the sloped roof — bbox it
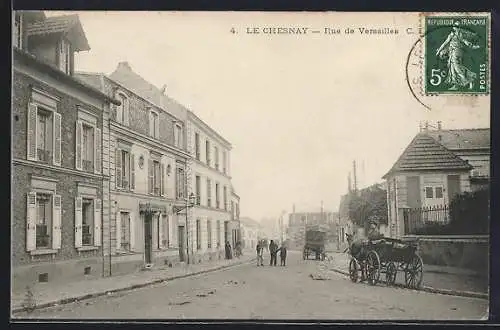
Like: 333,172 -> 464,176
382,133 -> 472,178
109,62 -> 187,121
109,62 -> 231,146
425,128 -> 490,150
26,14 -> 90,51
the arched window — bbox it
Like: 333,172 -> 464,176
115,92 -> 129,125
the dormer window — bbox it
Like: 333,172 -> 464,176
115,92 -> 129,125
58,39 -> 71,74
13,13 -> 22,49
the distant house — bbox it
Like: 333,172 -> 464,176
382,125 -> 490,237
239,217 -> 260,249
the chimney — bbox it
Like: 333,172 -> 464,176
348,172 -> 352,193
419,121 -> 422,132
437,121 -> 442,130
160,84 -> 167,95
117,61 -> 132,71
424,121 -> 429,132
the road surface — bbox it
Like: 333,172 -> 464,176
14,251 -> 488,320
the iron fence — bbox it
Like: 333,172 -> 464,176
403,205 -> 450,235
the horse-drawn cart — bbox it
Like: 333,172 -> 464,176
347,236 -> 423,289
303,225 -> 327,261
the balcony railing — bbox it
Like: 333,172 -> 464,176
82,224 -> 93,245
37,149 -> 51,163
83,160 -> 93,172
153,187 -> 160,196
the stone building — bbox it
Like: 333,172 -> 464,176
187,111 -> 233,262
12,11 -> 119,291
76,61 -> 190,274
229,186 -> 241,249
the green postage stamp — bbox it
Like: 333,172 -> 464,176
423,14 -> 490,95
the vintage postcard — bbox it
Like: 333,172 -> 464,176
11,11 -> 490,321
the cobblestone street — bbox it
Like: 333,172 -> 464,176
15,251 -> 488,320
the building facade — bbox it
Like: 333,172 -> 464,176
382,125 -> 490,237
186,111 -> 233,262
76,62 -> 191,274
229,187 -> 241,249
239,217 -> 260,250
12,12 -> 119,290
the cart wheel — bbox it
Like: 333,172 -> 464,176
385,262 -> 397,286
366,251 -> 381,285
349,258 -> 359,283
405,254 -> 424,289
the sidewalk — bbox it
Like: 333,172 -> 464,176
325,252 -> 488,299
11,254 -> 255,314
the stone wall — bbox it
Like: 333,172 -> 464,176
404,235 -> 489,275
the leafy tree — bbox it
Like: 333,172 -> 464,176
347,183 -> 388,231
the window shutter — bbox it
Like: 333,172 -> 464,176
26,192 -> 37,251
115,149 -> 122,189
161,163 -> 165,196
94,198 -> 102,246
148,159 -> 154,194
27,103 -> 38,161
94,127 -> 102,174
53,112 -> 62,166
52,194 -> 62,250
158,214 -> 164,249
75,121 -> 83,170
130,153 -> 135,191
115,210 -> 121,251
74,197 -> 83,248
129,212 -> 135,252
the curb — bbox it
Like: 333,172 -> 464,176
12,257 -> 256,315
328,267 -> 488,300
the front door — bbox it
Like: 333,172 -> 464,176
178,225 -> 185,262
144,213 -> 153,264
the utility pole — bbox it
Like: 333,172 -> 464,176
353,160 -> 358,192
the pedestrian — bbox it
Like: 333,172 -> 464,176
279,242 -> 287,266
269,240 -> 278,266
256,242 -> 264,266
225,241 -> 232,260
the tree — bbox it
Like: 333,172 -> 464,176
348,183 -> 388,231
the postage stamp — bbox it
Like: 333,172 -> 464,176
423,14 -> 490,95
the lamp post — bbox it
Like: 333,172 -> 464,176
175,192 -> 195,264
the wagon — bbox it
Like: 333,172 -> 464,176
303,226 -> 327,261
347,236 -> 423,289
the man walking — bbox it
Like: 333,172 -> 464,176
269,240 -> 278,266
279,242 -> 287,266
256,242 -> 264,266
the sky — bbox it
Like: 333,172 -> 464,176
45,11 -> 490,221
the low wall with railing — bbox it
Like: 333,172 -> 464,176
403,235 -> 489,275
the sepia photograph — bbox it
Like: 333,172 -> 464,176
11,11 -> 490,320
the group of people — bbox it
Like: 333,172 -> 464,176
224,240 -> 243,260
256,240 -> 287,267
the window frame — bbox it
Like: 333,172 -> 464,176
215,183 -> 220,209
174,123 -> 183,148
196,219 -> 201,250
205,140 -> 210,166
35,192 -> 53,250
195,132 -> 200,160
149,109 -> 159,139
115,92 -> 129,125
195,175 -> 201,205
81,198 -> 95,246
207,220 -> 212,249
120,211 -> 131,252
425,186 -> 434,199
207,179 -> 212,207
176,167 -> 186,200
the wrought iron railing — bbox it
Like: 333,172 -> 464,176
403,205 -> 450,235
83,160 -> 93,172
37,149 -> 51,163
